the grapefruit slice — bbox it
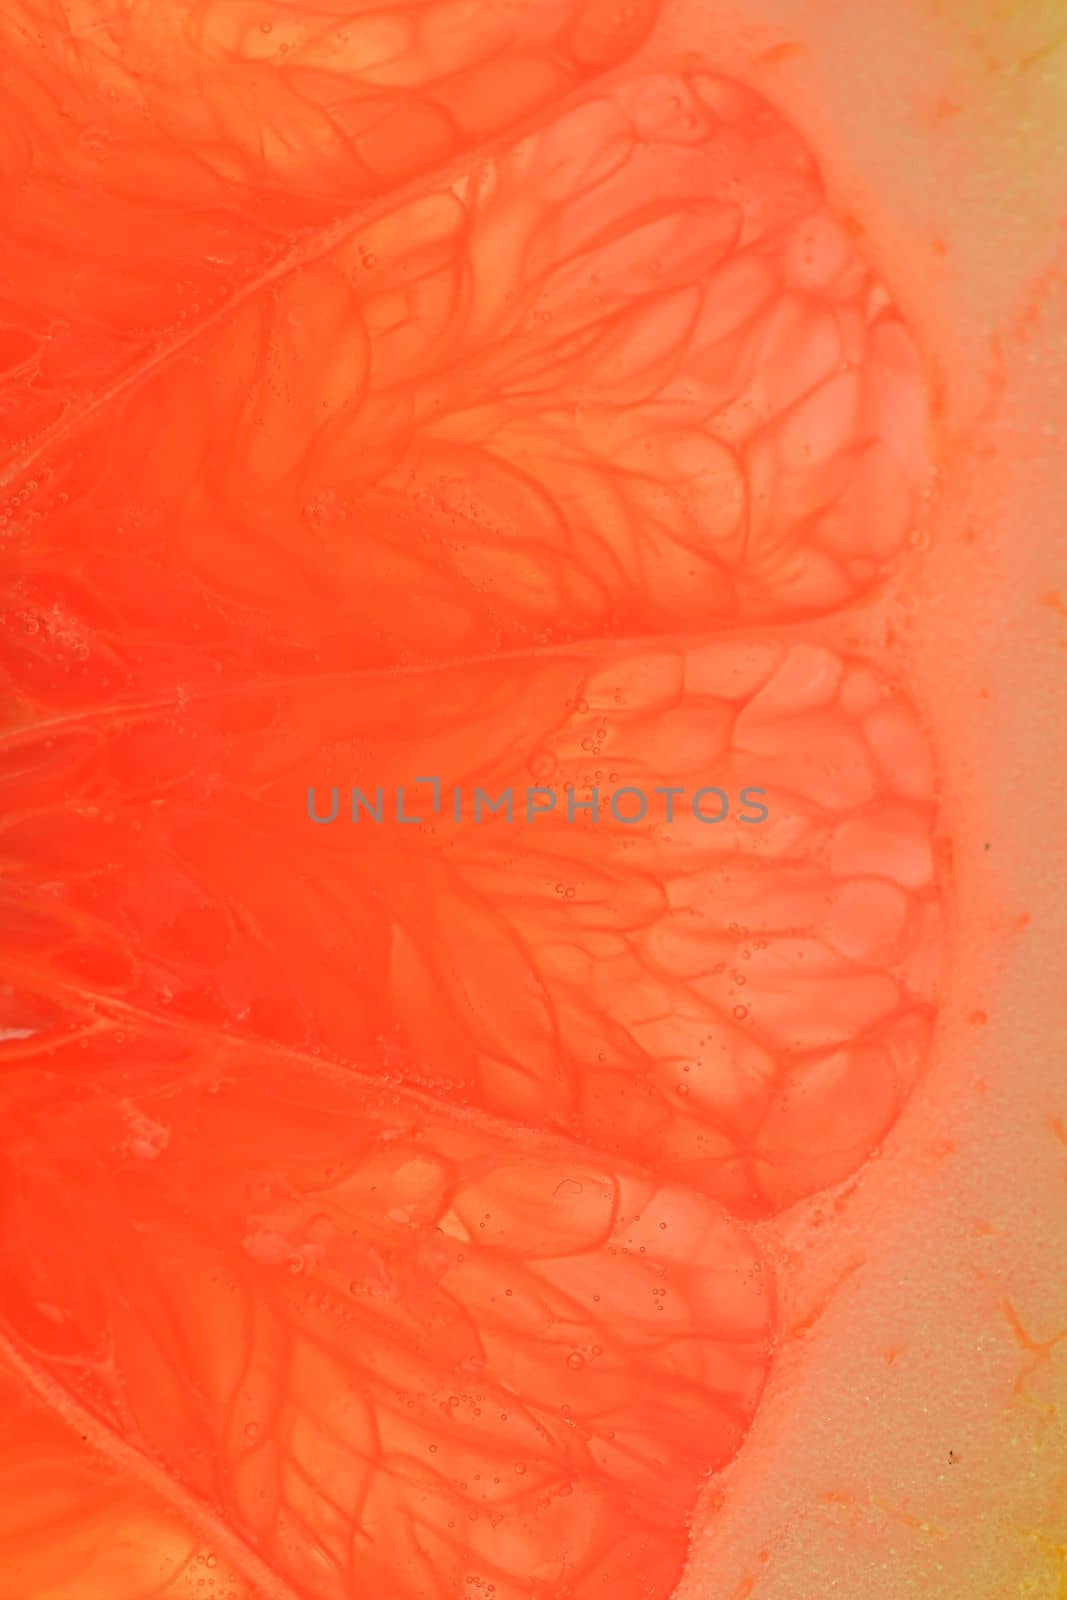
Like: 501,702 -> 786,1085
2,637 -> 942,1216
0,1 -> 1001,1597
1,1027 -> 774,1598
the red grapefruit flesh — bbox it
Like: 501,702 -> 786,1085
0,6 -> 950,1598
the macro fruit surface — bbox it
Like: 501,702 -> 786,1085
1,2 -> 1064,1598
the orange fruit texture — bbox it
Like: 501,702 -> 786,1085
0,2 -> 1063,1599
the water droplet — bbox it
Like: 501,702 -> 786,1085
566,1351 -> 585,1371
528,746 -> 557,780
